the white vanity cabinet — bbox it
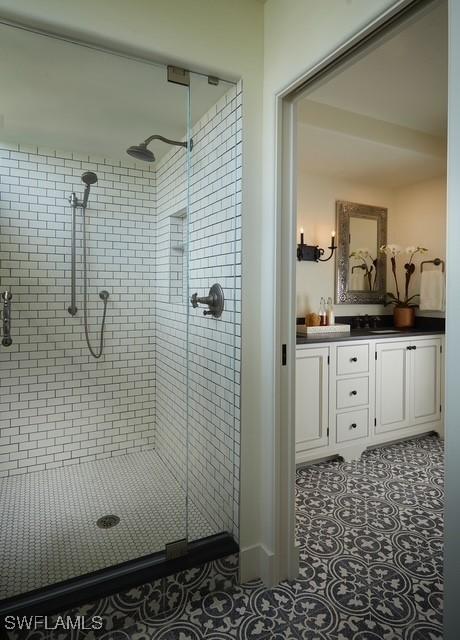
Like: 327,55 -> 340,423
375,341 -> 412,433
375,338 -> 442,435
295,347 -> 330,456
296,334 -> 443,464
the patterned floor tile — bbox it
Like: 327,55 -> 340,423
3,435 -> 443,640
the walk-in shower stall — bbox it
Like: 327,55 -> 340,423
0,22 -> 241,612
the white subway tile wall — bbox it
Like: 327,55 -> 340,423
0,81 -> 241,540
155,82 -> 241,539
0,146 -> 157,476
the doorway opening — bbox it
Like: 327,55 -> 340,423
279,0 -> 447,636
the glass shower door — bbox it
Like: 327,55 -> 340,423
0,23 -> 194,603
185,73 -> 241,546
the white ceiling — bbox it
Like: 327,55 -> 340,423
298,0 -> 448,188
0,23 -> 231,163
297,122 -> 446,189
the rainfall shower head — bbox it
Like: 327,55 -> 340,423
127,134 -> 189,163
82,171 -> 98,186
127,143 -> 155,163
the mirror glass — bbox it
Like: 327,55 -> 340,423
348,217 -> 378,291
335,200 -> 387,304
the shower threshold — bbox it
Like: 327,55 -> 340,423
0,449 -> 237,615
0,532 -> 238,618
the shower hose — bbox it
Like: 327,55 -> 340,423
82,207 -> 108,359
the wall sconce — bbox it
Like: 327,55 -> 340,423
297,228 -> 337,262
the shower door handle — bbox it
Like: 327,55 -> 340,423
190,283 -> 224,319
1,290 -> 13,347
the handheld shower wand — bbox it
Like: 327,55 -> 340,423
68,172 -> 109,359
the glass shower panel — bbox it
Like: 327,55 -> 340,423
186,74 -> 241,545
0,23 -> 191,603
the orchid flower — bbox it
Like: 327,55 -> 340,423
381,243 -> 431,307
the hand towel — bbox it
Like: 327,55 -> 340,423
419,269 -> 445,311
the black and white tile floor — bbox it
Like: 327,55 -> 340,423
5,435 -> 443,639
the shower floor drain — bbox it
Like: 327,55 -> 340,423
97,515 -> 120,529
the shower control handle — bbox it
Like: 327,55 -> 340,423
190,283 -> 224,319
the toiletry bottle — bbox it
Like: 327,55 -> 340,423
319,298 -> 327,326
327,297 -> 334,326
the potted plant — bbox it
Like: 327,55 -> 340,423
380,244 -> 428,328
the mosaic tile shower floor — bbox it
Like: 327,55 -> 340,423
0,450 -> 214,600
4,435 -> 443,639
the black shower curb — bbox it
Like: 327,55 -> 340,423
0,532 -> 238,619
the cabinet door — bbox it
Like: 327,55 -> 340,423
411,339 -> 442,425
375,342 -> 411,433
296,347 -> 329,451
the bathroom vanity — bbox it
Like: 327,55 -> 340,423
295,330 -> 444,464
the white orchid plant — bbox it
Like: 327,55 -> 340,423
349,248 -> 378,291
380,245 -> 428,307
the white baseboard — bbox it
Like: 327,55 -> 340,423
239,542 -> 300,586
288,540 -> 301,581
239,543 -> 274,585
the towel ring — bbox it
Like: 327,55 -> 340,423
421,258 -> 445,273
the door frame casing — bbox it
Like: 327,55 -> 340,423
273,0 -> 438,583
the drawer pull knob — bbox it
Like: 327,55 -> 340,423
351,423 -> 357,429
350,390 -> 357,396
350,357 -> 358,362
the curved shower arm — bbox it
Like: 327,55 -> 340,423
143,134 -> 188,149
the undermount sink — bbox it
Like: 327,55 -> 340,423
369,329 -> 402,333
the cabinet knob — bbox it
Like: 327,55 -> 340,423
350,423 -> 357,429
350,390 -> 357,396
350,357 -> 358,362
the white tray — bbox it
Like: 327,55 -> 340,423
297,324 -> 351,335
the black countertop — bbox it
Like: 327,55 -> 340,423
296,327 -> 445,345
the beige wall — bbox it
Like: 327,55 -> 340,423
296,173 -> 393,318
296,173 -> 446,319
390,176 -> 446,315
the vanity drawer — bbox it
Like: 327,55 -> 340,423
336,377 -> 369,409
336,344 -> 369,376
336,409 -> 369,443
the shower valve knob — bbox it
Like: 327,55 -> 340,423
190,283 -> 224,319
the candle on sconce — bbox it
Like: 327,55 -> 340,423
331,230 -> 336,248
300,227 -> 304,245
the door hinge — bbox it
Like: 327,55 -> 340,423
375,351 -> 377,360
282,344 -> 287,366
440,345 -> 443,354
374,417 -> 377,426
440,404 -> 442,413
327,355 -> 330,365
327,427 -> 330,437
165,538 -> 188,560
167,65 -> 190,86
